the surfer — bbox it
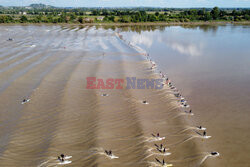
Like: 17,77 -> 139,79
155,144 -> 163,149
174,93 -> 181,98
102,93 -> 108,96
7,38 -> 13,41
22,98 -> 31,104
203,131 -> 206,136
155,158 -> 166,166
211,152 -> 219,156
142,100 -> 148,104
157,147 -> 166,153
58,154 -> 65,162
152,133 -> 160,138
189,110 -> 192,113
105,150 -> 112,156
58,156 -> 64,162
182,103 -> 188,107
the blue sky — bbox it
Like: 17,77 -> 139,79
0,0 -> 250,7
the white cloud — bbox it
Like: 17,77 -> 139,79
131,34 -> 153,48
168,42 -> 203,57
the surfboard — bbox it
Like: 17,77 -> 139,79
109,155 -> 119,159
65,156 -> 72,160
156,137 -> 165,141
163,152 -> 171,156
58,160 -> 72,165
197,127 -> 206,130
204,136 -> 211,139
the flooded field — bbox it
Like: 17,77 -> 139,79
0,24 -> 248,167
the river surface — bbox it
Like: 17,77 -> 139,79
121,24 -> 250,167
0,25 -> 249,167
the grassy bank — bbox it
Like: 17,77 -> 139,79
1,20 -> 250,26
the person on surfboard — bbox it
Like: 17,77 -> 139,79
105,150 -> 112,156
58,154 -> 65,162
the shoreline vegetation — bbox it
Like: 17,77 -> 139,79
0,4 -> 250,24
1,21 -> 250,27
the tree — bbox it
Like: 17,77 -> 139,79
78,16 -> 83,23
20,15 -> 28,23
92,10 -> 100,16
148,14 -> 157,22
102,10 -> 109,16
109,16 -> 115,22
120,15 -> 130,23
159,14 -> 166,21
204,12 -> 212,21
211,7 -> 220,20
198,8 -> 206,16
33,15 -> 42,23
0,16 -> 6,23
70,13 -> 76,21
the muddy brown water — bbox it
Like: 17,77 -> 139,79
120,24 -> 250,167
0,25 -> 245,167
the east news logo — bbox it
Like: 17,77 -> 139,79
86,77 -> 164,89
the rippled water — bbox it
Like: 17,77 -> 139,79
0,25 -> 240,167
120,24 -> 250,167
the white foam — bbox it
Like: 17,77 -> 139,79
65,156 -> 72,160
146,137 -> 166,142
197,127 -> 206,131
108,155 -> 119,159
161,152 -> 171,156
58,160 -> 72,165
180,104 -> 190,108
184,112 -> 194,116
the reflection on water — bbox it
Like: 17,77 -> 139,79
121,24 -> 250,167
0,24 -> 248,167
0,25 -> 217,167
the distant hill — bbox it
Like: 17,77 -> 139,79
29,3 -> 55,9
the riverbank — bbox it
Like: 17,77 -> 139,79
1,20 -> 250,26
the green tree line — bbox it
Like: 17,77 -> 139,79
0,7 -> 250,23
